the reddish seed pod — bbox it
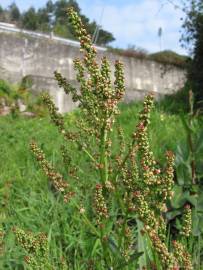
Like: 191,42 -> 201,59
95,183 -> 102,190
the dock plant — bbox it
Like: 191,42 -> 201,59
14,7 -> 193,270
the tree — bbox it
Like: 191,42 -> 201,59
53,0 -> 80,38
46,0 -> 55,13
1,0 -> 115,46
55,0 -> 80,24
53,0 -> 115,45
21,7 -> 39,30
0,5 -> 4,21
8,2 -> 21,22
0,5 -> 9,22
87,20 -> 115,46
181,0 -> 203,109
36,7 -> 52,32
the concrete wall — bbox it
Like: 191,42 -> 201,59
0,31 -> 186,112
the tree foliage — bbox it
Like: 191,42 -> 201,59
21,7 -> 39,31
8,2 -> 20,22
0,5 -> 3,20
181,0 -> 203,109
0,0 -> 115,46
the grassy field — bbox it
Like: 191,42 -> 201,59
1,101 -> 202,269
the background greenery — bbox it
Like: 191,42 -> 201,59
0,85 -> 202,268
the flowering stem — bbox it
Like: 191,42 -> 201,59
72,199 -> 100,237
80,144 -> 96,163
100,227 -> 111,268
100,126 -> 108,184
113,138 -> 136,181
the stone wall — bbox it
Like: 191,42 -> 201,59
0,31 -> 186,112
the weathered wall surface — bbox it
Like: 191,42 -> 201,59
0,31 -> 186,112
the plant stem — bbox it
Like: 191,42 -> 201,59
188,90 -> 196,185
113,139 -> 136,181
100,126 -> 108,184
71,199 -> 100,237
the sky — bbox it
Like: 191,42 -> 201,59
0,0 -> 187,55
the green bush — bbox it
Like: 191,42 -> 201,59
0,79 -> 47,117
149,50 -> 189,68
107,48 -> 189,68
156,82 -> 192,114
0,80 -> 21,101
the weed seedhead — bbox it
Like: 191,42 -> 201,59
13,7 -> 193,270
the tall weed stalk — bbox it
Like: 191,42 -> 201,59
13,8 -> 193,270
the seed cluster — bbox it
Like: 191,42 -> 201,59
30,141 -> 72,202
173,240 -> 193,270
94,184 -> 108,224
164,150 -> 175,200
180,204 -> 192,237
41,93 -> 77,141
126,95 -> 175,223
134,94 -> 156,186
54,7 -> 125,135
115,93 -> 191,268
145,226 -> 175,269
121,225 -> 134,262
54,71 -> 80,103
13,227 -> 48,268
133,191 -> 157,229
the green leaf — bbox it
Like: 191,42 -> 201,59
192,209 -> 200,236
198,216 -> 203,233
176,163 -> 192,185
171,185 -> 184,208
196,191 -> 203,212
175,218 -> 182,230
114,252 -> 143,269
166,209 -> 182,220
91,238 -> 100,256
184,193 -> 198,207
195,129 -> 203,154
180,114 -> 194,135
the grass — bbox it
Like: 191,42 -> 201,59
0,101 -> 192,269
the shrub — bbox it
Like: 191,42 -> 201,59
107,48 -> 189,68
0,79 -> 20,101
156,82 -> 191,114
108,46 -> 148,60
149,50 -> 189,68
0,79 -> 47,117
